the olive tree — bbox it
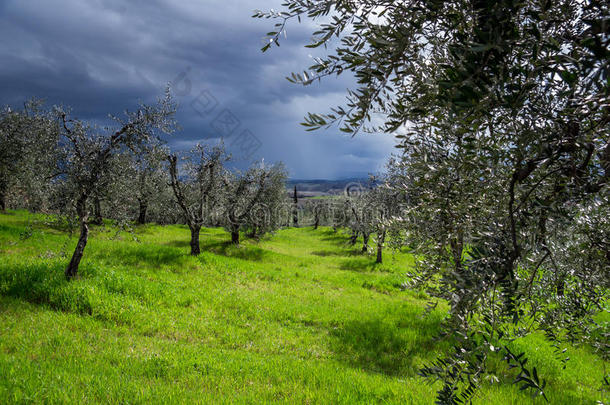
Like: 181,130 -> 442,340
345,191 -> 375,252
257,0 -> 609,400
0,99 -> 59,212
86,145 -> 172,226
167,143 -> 229,255
54,91 -> 176,279
369,175 -> 404,264
130,143 -> 171,225
244,163 -> 288,239
311,199 -> 332,229
222,162 -> 288,245
341,177 -> 403,260
330,197 -> 352,233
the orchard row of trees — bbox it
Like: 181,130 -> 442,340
0,93 -> 404,280
257,0 -> 609,402
0,92 -> 288,278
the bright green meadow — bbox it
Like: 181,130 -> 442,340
0,211 -> 607,404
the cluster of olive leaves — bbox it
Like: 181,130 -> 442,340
256,0 -> 608,402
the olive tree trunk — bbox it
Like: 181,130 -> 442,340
92,197 -> 103,225
65,197 -> 89,279
556,277 -> 565,297
376,230 -> 386,264
189,225 -> 201,256
362,233 -> 370,253
349,231 -> 358,246
0,181 -> 7,212
231,228 -> 240,245
137,199 -> 148,225
449,230 -> 464,275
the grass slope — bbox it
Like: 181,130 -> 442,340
0,211 -> 607,404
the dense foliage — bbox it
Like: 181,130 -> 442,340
0,100 -> 58,212
168,143 -> 230,255
53,91 -> 177,278
257,0 -> 609,401
221,162 -> 289,245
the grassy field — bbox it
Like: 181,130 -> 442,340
0,210 -> 607,404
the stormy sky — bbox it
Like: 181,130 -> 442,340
0,0 -> 397,179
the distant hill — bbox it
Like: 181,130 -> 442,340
286,178 -> 370,198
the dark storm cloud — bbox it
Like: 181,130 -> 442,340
0,0 -> 397,179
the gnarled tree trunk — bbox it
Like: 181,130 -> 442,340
137,198 -> 148,225
349,231 -> 358,246
376,230 -> 386,264
362,233 -> 370,253
449,229 -> 464,275
0,180 -> 7,212
65,197 -> 89,279
231,228 -> 240,245
189,225 -> 201,256
556,276 -> 565,297
92,197 -> 103,225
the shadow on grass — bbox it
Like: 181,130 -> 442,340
206,241 -> 268,262
0,223 -> 23,238
0,260 -> 155,329
317,229 -> 352,244
311,249 -> 363,258
92,228 -> 251,268
339,257 -> 390,273
329,313 -> 594,403
164,238 -> 268,262
90,243 -> 186,268
163,239 -> 192,248
329,312 -> 451,377
0,261 -> 94,315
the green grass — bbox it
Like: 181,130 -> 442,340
0,210 -> 607,404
